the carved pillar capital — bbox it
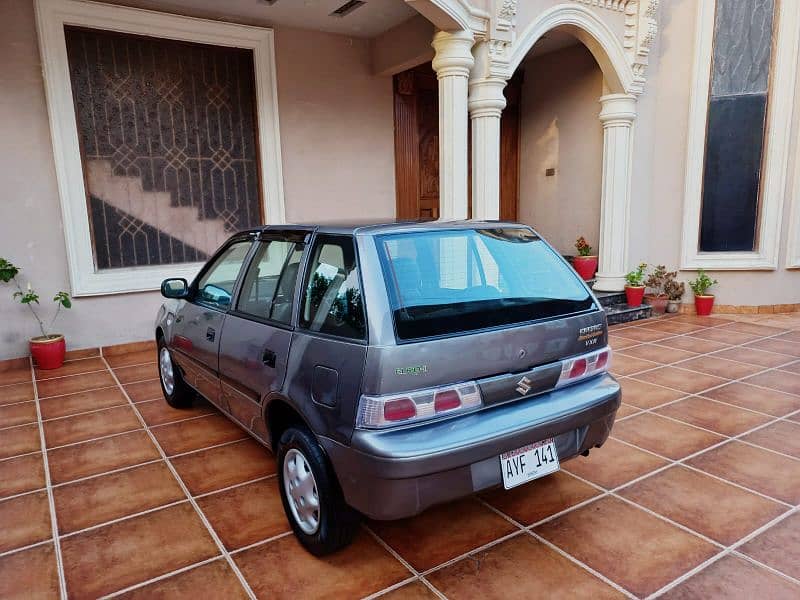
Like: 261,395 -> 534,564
468,76 -> 507,120
599,93 -> 637,126
431,30 -> 475,79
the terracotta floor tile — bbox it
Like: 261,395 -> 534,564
170,439 -> 276,495
612,413 -> 724,460
670,315 -> 734,327
480,471 -> 600,525
701,382 -> 800,417
690,328 -> 760,345
618,377 -> 686,409
197,478 -> 288,550
0,382 -> 34,405
0,453 -> 45,499
380,581 -> 439,599
610,355 -> 660,376
151,415 -> 247,456
1,423 -> 41,459
64,348 -> 100,360
687,441 -> 800,504
745,338 -> 800,358
53,461 -> 185,534
726,322 -> 789,336
632,366 -> 727,394
655,397 -> 772,436
47,429 -> 160,484
744,370 -> 800,396
39,387 -> 128,420
781,361 -> 800,375
619,466 -> 784,545
741,420 -> 800,458
535,496 -> 716,597
0,491 -> 51,553
0,543 -> 59,600
0,368 -> 32,386
661,554 -> 800,599
125,379 -> 164,402
234,531 -> 409,600
615,403 -> 641,419
42,405 -> 141,448
34,357 -> 107,380
106,350 -> 157,368
0,401 -> 37,428
113,363 -> 159,384
739,512 -> 800,581
677,355 -> 764,380
657,335 -> 730,354
617,344 -> 697,365
60,503 -> 218,599
136,398 -> 215,427
608,335 -> 639,351
711,347 -> 795,369
563,438 -> 668,489
640,321 -> 707,335
103,340 -> 156,357
369,497 -> 517,571
613,327 -> 674,343
428,534 -> 624,600
116,559 -> 249,600
36,371 -> 116,399
775,330 -> 800,342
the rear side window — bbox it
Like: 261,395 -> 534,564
237,240 -> 304,325
377,228 -> 593,340
299,235 -> 365,340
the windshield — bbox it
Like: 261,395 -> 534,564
377,228 -> 595,340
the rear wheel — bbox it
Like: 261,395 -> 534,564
157,339 -> 193,408
277,426 -> 359,555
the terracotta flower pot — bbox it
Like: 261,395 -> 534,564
644,294 -> 668,315
572,255 -> 598,281
694,295 -> 715,316
625,285 -> 645,307
30,334 -> 66,370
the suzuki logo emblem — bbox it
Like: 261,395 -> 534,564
516,376 -> 532,396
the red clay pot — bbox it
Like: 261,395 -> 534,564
572,255 -> 598,281
625,285 -> 645,307
694,295 -> 715,316
30,335 -> 66,370
645,294 -> 668,315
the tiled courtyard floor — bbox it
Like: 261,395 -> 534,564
2,312 -> 800,599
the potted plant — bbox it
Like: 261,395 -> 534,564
689,269 -> 718,316
0,258 -> 72,369
572,236 -> 598,281
624,263 -> 647,307
643,264 -> 669,314
664,270 -> 685,313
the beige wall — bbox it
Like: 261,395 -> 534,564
517,44 -> 604,256
0,1 -> 396,359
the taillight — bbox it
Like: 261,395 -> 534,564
556,347 -> 612,388
357,382 -> 482,429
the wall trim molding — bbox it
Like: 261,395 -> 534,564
34,0 -> 285,296
680,0 -> 800,271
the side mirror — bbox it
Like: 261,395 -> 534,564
161,278 -> 189,299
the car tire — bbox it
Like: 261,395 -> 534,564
156,338 -> 193,409
277,426 -> 359,555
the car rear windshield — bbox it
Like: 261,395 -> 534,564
376,227 -> 595,340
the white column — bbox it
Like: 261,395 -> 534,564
593,93 -> 637,292
468,76 -> 506,220
432,30 -> 474,220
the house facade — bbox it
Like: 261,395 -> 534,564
1,0 -> 798,359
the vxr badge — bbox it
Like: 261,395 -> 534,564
516,376 -> 532,396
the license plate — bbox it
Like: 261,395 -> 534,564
500,438 -> 560,490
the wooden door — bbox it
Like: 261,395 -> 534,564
393,64 -> 522,221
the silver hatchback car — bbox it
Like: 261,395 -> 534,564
155,221 -> 620,555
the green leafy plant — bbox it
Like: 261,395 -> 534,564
689,269 -> 718,296
625,263 -> 648,287
0,258 -> 72,339
574,236 -> 594,257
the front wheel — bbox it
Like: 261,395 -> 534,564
157,339 -> 193,408
277,426 -> 359,555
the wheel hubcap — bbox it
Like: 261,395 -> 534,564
159,347 -> 175,395
283,448 -> 320,534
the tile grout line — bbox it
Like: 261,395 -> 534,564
729,548 -> 800,587
98,355 -> 259,600
98,555 -> 224,599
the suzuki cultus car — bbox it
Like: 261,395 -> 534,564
156,221 -> 620,555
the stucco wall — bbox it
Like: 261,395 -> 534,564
517,44 -> 604,256
0,2 -> 395,359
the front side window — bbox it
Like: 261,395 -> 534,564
300,236 -> 365,340
237,240 -> 304,324
195,241 -> 251,309
377,228 -> 593,340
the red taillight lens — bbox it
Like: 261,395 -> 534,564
434,389 -> 461,412
383,398 -> 416,422
595,349 -> 609,370
556,347 -> 612,389
569,358 -> 587,378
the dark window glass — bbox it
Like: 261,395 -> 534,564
300,236 -> 365,340
195,241 -> 251,310
699,0 -> 776,252
237,241 -> 304,324
377,228 -> 594,340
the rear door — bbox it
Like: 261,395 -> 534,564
218,231 -> 308,440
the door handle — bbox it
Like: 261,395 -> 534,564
262,348 -> 276,368
206,327 -> 215,342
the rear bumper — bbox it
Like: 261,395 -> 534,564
320,373 -> 620,520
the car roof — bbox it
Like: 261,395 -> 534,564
253,219 -> 530,236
